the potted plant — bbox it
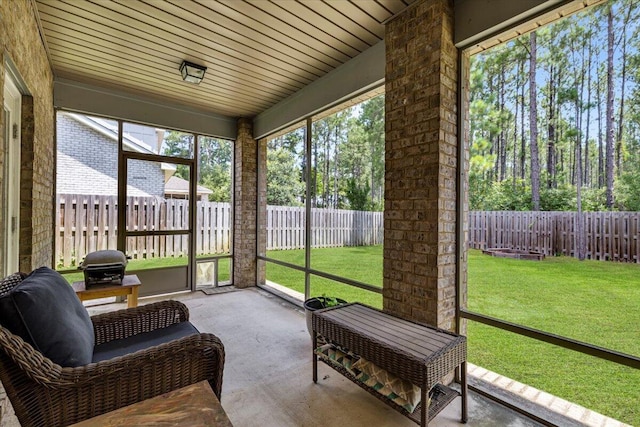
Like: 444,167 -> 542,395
303,295 -> 347,336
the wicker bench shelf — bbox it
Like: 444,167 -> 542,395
320,360 -> 459,424
312,303 -> 467,427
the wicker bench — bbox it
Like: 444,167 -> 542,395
312,303 -> 467,426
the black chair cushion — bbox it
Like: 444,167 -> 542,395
92,321 -> 199,363
0,267 -> 95,367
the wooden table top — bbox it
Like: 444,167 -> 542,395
70,381 -> 233,427
72,274 -> 140,292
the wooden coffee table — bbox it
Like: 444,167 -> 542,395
70,381 -> 233,426
312,303 -> 467,427
72,274 -> 141,308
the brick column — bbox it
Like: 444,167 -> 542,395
256,138 -> 267,285
233,118 -> 258,288
384,0 -> 459,331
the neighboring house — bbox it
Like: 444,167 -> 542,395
165,176 -> 213,201
56,112 -> 174,197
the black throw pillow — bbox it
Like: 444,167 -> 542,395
0,267 -> 95,367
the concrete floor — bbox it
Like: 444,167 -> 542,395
142,288 -> 542,427
0,286 -> 623,427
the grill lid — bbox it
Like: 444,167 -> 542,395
80,250 -> 128,269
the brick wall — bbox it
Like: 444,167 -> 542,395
383,0 -> 461,331
1,0 -> 54,272
233,118 -> 258,287
127,159 -> 166,197
57,114 -> 165,196
0,0 -> 55,423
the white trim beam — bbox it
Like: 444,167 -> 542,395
54,78 -> 237,139
253,40 -> 385,140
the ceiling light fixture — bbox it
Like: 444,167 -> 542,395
179,60 -> 207,84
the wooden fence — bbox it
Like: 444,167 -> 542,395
468,211 -> 640,263
58,197 -> 638,267
266,206 -> 384,250
56,194 -> 384,267
56,194 -> 232,267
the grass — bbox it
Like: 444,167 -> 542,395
265,246 -> 639,425
468,249 -> 640,354
266,246 -> 383,307
59,255 -> 231,284
466,250 -> 639,425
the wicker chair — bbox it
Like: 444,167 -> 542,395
0,300 -> 225,427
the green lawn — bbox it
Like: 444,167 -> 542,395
265,246 -> 639,425
59,256 -> 231,284
266,246 -> 383,307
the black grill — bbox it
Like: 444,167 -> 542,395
79,250 -> 128,286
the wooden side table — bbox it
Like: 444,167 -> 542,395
72,274 -> 141,308
69,381 -> 233,426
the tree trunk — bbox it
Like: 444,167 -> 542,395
312,131 -> 319,207
615,7 -> 632,179
499,68 -> 507,182
323,131 -> 330,207
529,32 -> 541,211
576,132 -> 585,260
597,66 -> 604,188
605,8 -> 615,208
575,47 -> 585,261
547,66 -> 556,189
520,69 -> 526,181
584,38 -> 592,187
333,125 -> 340,209
513,60 -> 520,186
487,78 -> 498,181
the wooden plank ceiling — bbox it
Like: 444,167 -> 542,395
34,0 -> 414,118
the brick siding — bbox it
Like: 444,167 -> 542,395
57,114 -> 165,196
383,0 -> 463,331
